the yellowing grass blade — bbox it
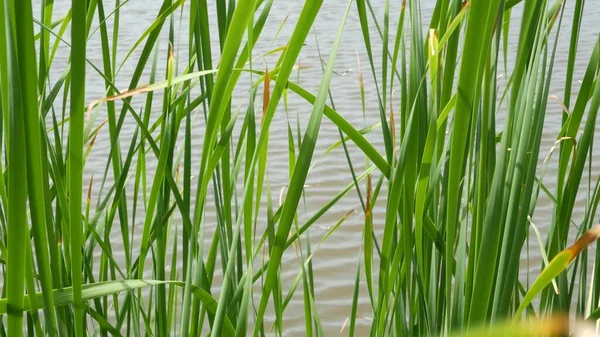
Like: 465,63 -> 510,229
450,315 -> 570,337
515,224 -> 600,317
86,69 -> 217,115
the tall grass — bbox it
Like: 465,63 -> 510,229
0,0 -> 599,336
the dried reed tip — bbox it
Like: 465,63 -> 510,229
263,67 -> 270,123
87,175 -> 94,205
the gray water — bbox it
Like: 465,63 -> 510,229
39,0 -> 600,335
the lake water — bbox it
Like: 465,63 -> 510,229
39,0 -> 600,335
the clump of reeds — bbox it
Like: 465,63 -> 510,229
0,0 -> 599,336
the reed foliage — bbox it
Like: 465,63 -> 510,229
0,0 -> 599,335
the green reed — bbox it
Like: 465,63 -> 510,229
0,0 -> 599,336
